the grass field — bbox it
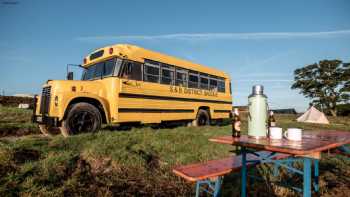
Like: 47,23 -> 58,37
0,106 -> 40,137
0,106 -> 349,196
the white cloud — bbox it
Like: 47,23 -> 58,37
76,29 -> 350,42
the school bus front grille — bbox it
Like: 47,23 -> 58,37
40,86 -> 51,115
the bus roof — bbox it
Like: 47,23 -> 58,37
83,44 -> 230,79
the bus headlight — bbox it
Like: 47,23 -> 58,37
54,96 -> 59,106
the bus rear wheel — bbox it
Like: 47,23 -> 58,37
196,109 -> 210,126
59,102 -> 102,137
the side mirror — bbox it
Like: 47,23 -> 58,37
67,72 -> 74,80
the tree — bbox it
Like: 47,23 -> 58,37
291,60 -> 350,116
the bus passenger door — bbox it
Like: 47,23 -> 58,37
118,61 -> 145,123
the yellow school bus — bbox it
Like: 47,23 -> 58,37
32,44 -> 232,137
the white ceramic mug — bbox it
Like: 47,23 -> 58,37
269,127 -> 283,139
284,128 -> 302,141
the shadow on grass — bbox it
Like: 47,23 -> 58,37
103,118 -> 231,132
220,166 -> 279,197
104,121 -> 189,131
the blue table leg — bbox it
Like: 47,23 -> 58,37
241,147 -> 247,197
273,161 -> 279,176
339,145 -> 350,154
303,158 -> 312,197
213,177 -> 222,197
314,159 -> 319,193
195,181 -> 200,197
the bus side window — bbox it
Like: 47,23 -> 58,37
200,74 -> 209,90
144,60 -> 160,83
209,77 -> 218,90
130,62 -> 142,80
121,61 -> 142,81
161,63 -> 175,85
188,71 -> 199,88
175,68 -> 188,87
218,79 -> 225,92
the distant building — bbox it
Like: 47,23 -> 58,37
232,106 -> 297,114
1,95 -> 34,108
13,94 -> 34,98
271,108 -> 297,114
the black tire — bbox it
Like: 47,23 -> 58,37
196,109 -> 210,126
59,102 -> 102,137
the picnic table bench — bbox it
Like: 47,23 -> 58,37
173,151 -> 290,197
173,130 -> 350,197
210,130 -> 350,197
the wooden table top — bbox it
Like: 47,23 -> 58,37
209,130 -> 350,155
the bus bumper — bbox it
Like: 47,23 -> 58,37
32,115 -> 60,127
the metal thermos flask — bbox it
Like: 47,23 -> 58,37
248,85 -> 268,138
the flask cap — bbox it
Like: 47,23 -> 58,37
252,85 -> 264,95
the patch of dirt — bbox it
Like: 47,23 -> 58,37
0,127 -> 40,138
13,148 -> 41,164
97,166 -> 192,197
57,155 -> 192,197
125,143 -> 161,170
137,149 -> 160,170
88,157 -> 114,175
0,127 -> 62,138
71,157 -> 95,184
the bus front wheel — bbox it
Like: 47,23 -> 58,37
59,102 -> 102,137
196,109 -> 210,126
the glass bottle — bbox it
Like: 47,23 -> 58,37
268,111 -> 276,127
232,108 -> 241,137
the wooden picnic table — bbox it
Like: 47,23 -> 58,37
209,130 -> 350,197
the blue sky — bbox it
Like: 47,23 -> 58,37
1,0 -> 350,112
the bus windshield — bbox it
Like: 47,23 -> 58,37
82,58 -> 121,80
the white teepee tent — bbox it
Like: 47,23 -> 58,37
297,106 -> 329,124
